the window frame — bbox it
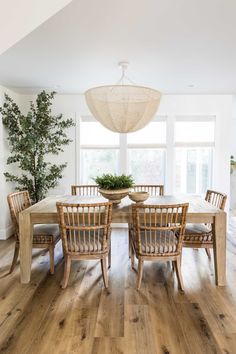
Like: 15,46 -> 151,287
173,115 -> 216,194
78,114 -> 216,194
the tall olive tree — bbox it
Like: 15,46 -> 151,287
0,91 -> 74,202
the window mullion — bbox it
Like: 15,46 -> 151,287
119,133 -> 127,174
166,115 -> 175,194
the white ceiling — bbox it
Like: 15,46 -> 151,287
1,0 -> 236,94
0,0 -> 72,55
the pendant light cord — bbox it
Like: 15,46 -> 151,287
116,62 -> 136,85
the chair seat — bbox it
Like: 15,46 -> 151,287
134,230 -> 178,254
184,223 -> 213,243
66,232 -> 107,253
32,224 -> 60,244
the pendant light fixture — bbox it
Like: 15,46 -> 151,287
84,62 -> 162,133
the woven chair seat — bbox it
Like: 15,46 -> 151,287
66,231 -> 107,253
32,224 -> 60,244
184,223 -> 213,243
134,230 -> 178,254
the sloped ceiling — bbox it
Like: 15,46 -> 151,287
0,0 -> 236,94
0,0 -> 72,55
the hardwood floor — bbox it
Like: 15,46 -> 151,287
0,224 -> 236,354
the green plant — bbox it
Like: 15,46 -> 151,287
94,174 -> 134,190
0,91 -> 74,202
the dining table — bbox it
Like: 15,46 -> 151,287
19,194 -> 227,286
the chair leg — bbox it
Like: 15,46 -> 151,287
108,249 -> 111,269
9,243 -> 19,274
137,259 -> 144,290
49,244 -> 55,275
131,244 -> 135,269
128,226 -> 131,259
205,248 -> 211,259
175,256 -> 184,291
108,239 -> 111,269
61,256 -> 71,289
101,256 -> 108,288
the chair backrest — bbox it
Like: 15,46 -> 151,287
71,185 -> 99,196
56,202 -> 112,255
205,190 -> 227,210
132,203 -> 188,256
132,185 -> 164,196
7,190 -> 31,235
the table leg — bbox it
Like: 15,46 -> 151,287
213,211 -> 227,286
19,212 -> 33,284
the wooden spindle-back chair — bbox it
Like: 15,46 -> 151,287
56,201 -> 112,288
129,184 -> 164,257
71,185 -> 99,196
131,203 -> 188,290
131,184 -> 164,196
7,190 -> 60,274
183,189 -> 227,258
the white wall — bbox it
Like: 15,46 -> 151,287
0,85 -> 21,239
230,95 -> 236,209
0,92 -> 232,238
0,0 -> 72,55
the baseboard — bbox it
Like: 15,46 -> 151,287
0,225 -> 14,240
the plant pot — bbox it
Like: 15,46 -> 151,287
98,188 -> 130,204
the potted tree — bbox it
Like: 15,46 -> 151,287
95,173 -> 134,204
0,91 -> 74,202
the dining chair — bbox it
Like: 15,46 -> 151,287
7,190 -> 60,274
183,189 -> 227,258
131,184 -> 164,196
71,185 -> 99,196
130,203 -> 188,290
128,184 -> 164,257
56,201 -> 112,289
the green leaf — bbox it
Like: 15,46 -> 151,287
1,91 -> 75,202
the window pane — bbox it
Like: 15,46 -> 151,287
187,150 -> 197,193
80,149 -> 119,183
80,122 -> 119,145
128,149 -> 165,184
175,147 -> 212,194
127,121 -> 166,144
175,121 -> 215,143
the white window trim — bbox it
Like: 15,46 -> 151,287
175,142 -> 215,148
79,114 -> 216,193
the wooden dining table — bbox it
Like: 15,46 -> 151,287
19,194 -> 227,286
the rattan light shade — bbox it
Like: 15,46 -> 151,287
85,84 -> 162,133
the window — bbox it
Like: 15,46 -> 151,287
174,117 -> 215,194
80,120 -> 119,183
128,149 -> 165,184
80,121 -> 119,146
127,120 -> 166,184
79,116 -> 215,194
127,121 -> 166,145
175,147 -> 213,194
175,121 -> 214,143
80,149 -> 119,183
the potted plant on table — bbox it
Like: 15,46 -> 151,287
94,173 -> 134,204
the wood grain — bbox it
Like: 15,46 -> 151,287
0,226 -> 235,353
19,195 -> 227,285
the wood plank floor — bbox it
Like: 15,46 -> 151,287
0,223 -> 236,354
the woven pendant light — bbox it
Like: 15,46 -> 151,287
85,62 -> 162,133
